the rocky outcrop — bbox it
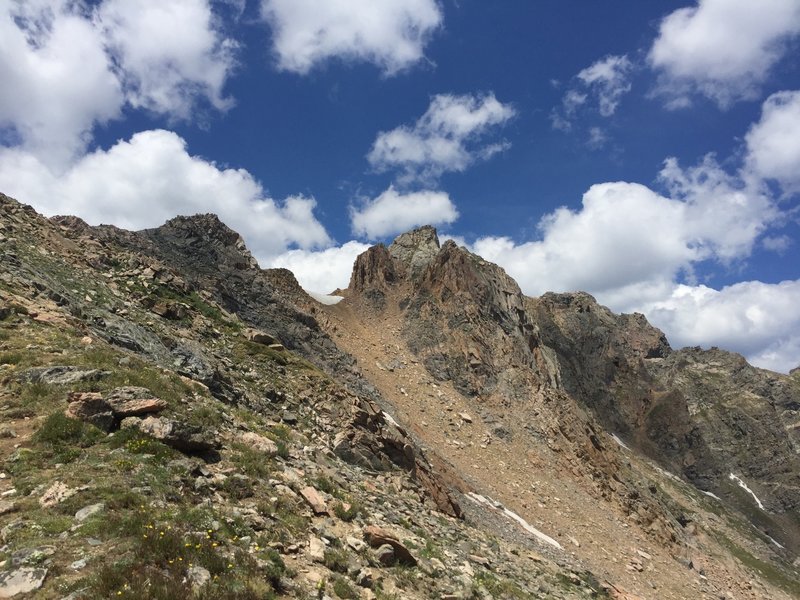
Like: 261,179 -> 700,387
387,225 -> 440,278
345,226 -> 800,552
65,387 -> 168,432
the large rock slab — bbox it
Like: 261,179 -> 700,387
65,387 -> 166,432
104,386 -> 168,417
21,366 -> 109,385
0,567 -> 47,597
121,416 -> 217,452
363,525 -> 417,566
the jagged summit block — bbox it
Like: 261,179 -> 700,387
388,225 -> 440,277
349,225 -> 443,292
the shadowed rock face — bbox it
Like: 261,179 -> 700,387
348,226 -> 800,551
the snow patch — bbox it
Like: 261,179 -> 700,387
611,433 -> 630,450
308,292 -> 344,305
654,466 -> 680,481
466,492 -> 562,550
766,535 -> 784,549
728,473 -> 765,511
382,411 -> 400,429
700,490 -> 721,501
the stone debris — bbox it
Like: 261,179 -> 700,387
239,432 -> 279,455
19,366 -> 109,385
121,416 -> 218,452
299,486 -> 328,515
74,503 -> 105,523
38,482 -> 76,508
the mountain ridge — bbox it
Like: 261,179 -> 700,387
1,192 -> 798,599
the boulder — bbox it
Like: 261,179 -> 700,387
104,386 -> 167,417
121,416 -> 218,452
363,525 -> 417,566
149,301 -> 187,320
0,567 -> 47,598
299,486 -> 328,515
186,565 -> 211,589
65,393 -> 114,432
74,503 -> 105,523
0,501 -> 16,516
246,329 -> 277,345
38,482 -> 76,508
65,388 -> 166,432
239,432 -> 278,456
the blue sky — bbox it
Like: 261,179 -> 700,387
1,0 -> 800,372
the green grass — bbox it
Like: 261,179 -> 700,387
333,499 -> 361,523
0,350 -> 23,364
107,427 -> 177,462
332,575 -> 359,599
32,411 -> 104,463
230,443 -> 276,478
323,548 -> 350,574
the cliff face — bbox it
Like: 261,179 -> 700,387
2,198 -> 799,600
342,227 -> 800,558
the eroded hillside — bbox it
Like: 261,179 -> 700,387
0,195 -> 798,599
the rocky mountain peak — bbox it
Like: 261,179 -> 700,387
388,225 -> 441,277
147,213 -> 259,272
3,194 -> 800,600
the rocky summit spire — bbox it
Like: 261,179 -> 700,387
388,225 -> 440,278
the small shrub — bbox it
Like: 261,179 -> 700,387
35,411 -> 103,448
333,500 -> 361,522
262,549 -> 286,589
323,549 -> 349,574
230,443 -> 274,478
221,475 -> 255,500
313,475 -> 337,496
275,440 -> 289,459
108,427 -> 175,460
332,575 -> 358,599
189,405 -> 224,428
0,351 -> 23,365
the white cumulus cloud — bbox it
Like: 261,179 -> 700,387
0,0 -> 123,168
350,186 -> 458,239
745,90 -> 800,193
464,152 -> 796,370
367,92 -> 515,183
648,0 -> 800,108
96,0 -> 237,118
643,281 -> 800,373
0,0 -> 237,168
551,54 -> 632,136
0,130 -> 331,262
260,0 -> 443,75
473,157 -> 776,305
577,55 -> 633,117
269,241 -> 371,294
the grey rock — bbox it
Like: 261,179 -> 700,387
10,547 -> 54,568
388,226 -> 441,278
69,559 -> 88,571
186,565 -> 211,589
121,416 -> 218,452
74,503 -> 104,522
20,366 -> 109,385
0,567 -> 47,597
